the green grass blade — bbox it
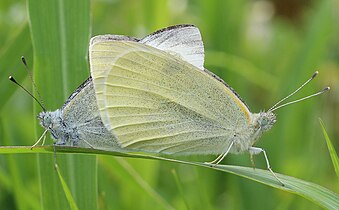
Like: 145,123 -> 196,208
0,23 -> 32,110
99,157 -> 175,210
171,169 -> 190,210
319,119 -> 339,178
0,146 -> 338,210
27,0 -> 93,209
55,164 -> 79,210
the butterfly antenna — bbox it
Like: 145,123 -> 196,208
268,71 -> 323,112
9,76 -> 47,112
270,87 -> 330,112
21,56 -> 46,110
268,71 -> 330,112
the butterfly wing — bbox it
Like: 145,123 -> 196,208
91,24 -> 204,70
90,41 -> 252,155
140,24 -> 204,70
62,78 -> 121,150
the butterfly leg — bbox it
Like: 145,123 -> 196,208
248,147 -> 284,186
31,129 -> 48,149
41,134 -> 47,146
250,153 -> 256,169
205,140 -> 234,165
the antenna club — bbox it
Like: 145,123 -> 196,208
9,75 -> 16,83
8,72 -> 47,112
323,87 -> 330,91
21,56 -> 27,66
312,71 -> 319,79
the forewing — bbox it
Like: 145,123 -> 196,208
90,41 -> 250,155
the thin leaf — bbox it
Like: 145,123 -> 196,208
27,0 -> 93,209
55,164 -> 79,210
0,146 -> 338,210
171,169 -> 190,210
0,23 -> 32,110
99,158 -> 175,210
319,119 -> 339,178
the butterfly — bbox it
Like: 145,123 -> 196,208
31,24 -> 328,185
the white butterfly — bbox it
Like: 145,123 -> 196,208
31,24 -> 328,186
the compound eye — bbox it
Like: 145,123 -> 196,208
44,116 -> 51,126
260,118 -> 268,127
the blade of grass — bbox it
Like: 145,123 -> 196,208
27,0 -> 93,209
319,119 -> 339,178
0,23 -> 32,110
171,169 -> 190,210
0,145 -> 338,210
99,157 -> 175,210
55,164 -> 79,210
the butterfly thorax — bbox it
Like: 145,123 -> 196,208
231,111 -> 276,154
38,110 -> 79,145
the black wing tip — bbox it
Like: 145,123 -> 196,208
145,24 -> 198,38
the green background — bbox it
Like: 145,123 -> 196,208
0,0 -> 338,209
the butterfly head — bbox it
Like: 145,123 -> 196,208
257,111 -> 276,132
37,110 -> 63,139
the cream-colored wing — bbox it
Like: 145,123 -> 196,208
90,41 -> 251,155
90,24 -> 204,70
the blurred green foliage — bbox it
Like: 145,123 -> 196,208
0,0 -> 338,209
